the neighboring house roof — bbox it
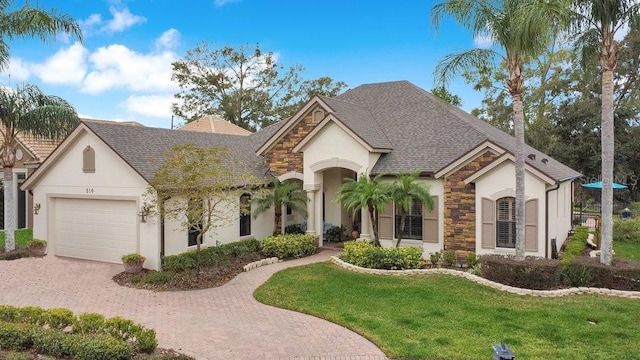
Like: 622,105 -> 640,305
329,80 -> 580,182
178,115 -> 252,136
14,133 -> 59,164
82,120 -> 268,183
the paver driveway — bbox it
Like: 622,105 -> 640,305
0,249 -> 387,360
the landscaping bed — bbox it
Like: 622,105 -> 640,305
113,251 -> 263,291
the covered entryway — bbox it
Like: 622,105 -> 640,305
53,198 -> 138,263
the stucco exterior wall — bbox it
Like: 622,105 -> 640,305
474,161 -> 548,257
300,121 -> 377,242
162,196 -> 274,257
548,180 -> 573,249
29,129 -> 162,270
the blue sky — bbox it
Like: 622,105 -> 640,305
0,0 -> 487,128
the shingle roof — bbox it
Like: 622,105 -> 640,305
319,96 -> 392,150
178,115 -> 252,136
335,81 -> 580,182
83,120 -> 269,184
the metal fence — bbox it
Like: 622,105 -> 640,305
572,202 -> 625,231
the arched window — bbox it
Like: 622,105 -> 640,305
240,194 -> 251,237
496,197 -> 516,248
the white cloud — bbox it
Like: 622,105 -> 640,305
214,0 -> 241,7
104,6 -> 147,33
1,58 -> 31,81
474,33 -> 493,49
31,42 -> 88,85
121,94 -> 174,119
154,29 -> 180,51
82,43 -> 178,94
79,6 -> 146,35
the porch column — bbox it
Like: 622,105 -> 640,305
303,183 -> 321,246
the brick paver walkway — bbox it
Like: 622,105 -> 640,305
0,249 -> 387,360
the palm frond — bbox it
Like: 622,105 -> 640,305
434,48 -> 498,86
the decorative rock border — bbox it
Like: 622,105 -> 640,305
243,257 -> 281,272
330,256 -> 640,299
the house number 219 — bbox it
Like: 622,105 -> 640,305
85,188 -> 94,194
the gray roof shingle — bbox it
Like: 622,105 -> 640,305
335,81 -> 580,182
83,120 -> 269,184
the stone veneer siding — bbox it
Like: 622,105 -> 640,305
444,151 -> 500,251
264,112 -> 317,177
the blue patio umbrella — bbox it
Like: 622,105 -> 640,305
581,181 -> 628,189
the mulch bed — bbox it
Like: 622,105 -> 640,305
113,253 -> 264,291
0,347 -> 194,359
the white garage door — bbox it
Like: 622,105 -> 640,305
54,198 -> 138,263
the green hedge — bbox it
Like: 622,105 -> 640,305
561,226 -> 589,266
163,238 -> 261,272
0,306 -> 157,356
261,234 -> 318,259
480,255 -> 640,291
343,241 -> 424,270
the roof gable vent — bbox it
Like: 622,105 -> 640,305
312,108 -> 325,124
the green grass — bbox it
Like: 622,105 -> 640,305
0,229 -> 33,249
614,241 -> 640,262
255,262 -> 640,360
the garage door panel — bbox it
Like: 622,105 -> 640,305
54,198 -> 137,264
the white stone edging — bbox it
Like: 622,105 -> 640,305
243,257 -> 281,272
330,256 -> 640,299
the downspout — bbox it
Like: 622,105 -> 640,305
545,182 -> 560,258
160,198 -> 166,267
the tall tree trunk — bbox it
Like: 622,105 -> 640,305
369,205 -> 380,247
3,167 -> 15,252
274,206 -> 282,235
395,213 -> 406,248
599,32 -> 618,266
508,60 -> 526,260
600,67 -> 614,266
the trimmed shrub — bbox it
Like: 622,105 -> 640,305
442,250 -> 456,267
481,256 -> 562,290
561,226 -> 589,266
343,241 -> 424,270
284,224 -> 305,235
429,251 -> 442,267
466,252 -> 480,269
163,238 -> 261,271
46,308 -> 75,330
613,218 -> 640,243
261,234 -> 317,259
74,313 -> 106,334
0,307 -> 157,358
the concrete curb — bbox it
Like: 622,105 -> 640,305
330,256 -> 640,299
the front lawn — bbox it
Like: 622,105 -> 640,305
614,241 -> 640,262
0,228 -> 33,249
255,262 -> 640,360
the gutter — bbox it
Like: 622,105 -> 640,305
545,182 -> 561,258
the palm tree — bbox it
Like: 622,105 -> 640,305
336,174 -> 391,247
0,84 -> 79,251
389,172 -> 434,248
0,0 -> 82,68
253,179 -> 307,235
571,0 -> 640,266
431,0 -> 568,260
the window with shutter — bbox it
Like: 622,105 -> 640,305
525,199 -> 538,251
423,196 -> 438,243
481,198 -> 495,249
496,197 -> 516,248
378,202 -> 394,240
395,198 -> 423,240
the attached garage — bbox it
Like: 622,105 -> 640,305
53,198 -> 138,264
